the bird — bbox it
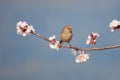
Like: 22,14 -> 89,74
60,25 -> 73,44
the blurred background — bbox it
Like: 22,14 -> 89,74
0,0 -> 120,80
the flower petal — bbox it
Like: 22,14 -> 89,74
109,20 -> 119,28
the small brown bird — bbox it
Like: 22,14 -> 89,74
60,25 -> 73,44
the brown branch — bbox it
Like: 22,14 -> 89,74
32,32 -> 50,42
62,45 -> 120,51
32,32 -> 120,51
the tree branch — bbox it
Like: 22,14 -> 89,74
62,45 -> 120,51
32,32 -> 120,51
32,32 -> 50,42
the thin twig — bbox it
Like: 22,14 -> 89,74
32,32 -> 120,51
32,32 -> 50,42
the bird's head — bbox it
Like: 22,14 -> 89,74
62,25 -> 72,33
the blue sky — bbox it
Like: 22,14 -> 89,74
0,0 -> 120,80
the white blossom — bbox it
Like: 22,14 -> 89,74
75,51 -> 89,63
86,32 -> 100,45
109,20 -> 120,32
16,21 -> 35,36
49,35 -> 60,51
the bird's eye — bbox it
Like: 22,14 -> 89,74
68,28 -> 70,30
